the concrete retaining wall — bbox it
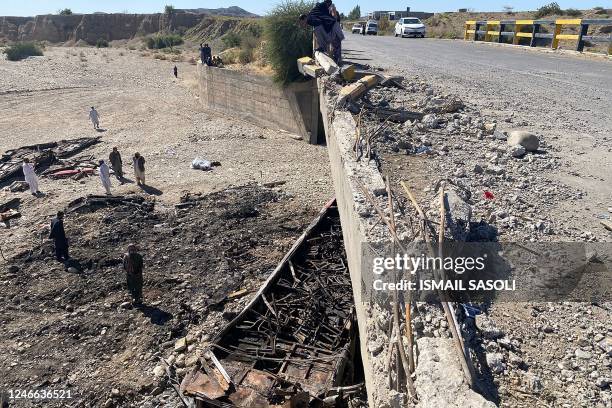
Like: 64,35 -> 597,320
198,64 -> 319,143
318,79 -> 493,408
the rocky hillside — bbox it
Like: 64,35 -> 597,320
178,6 -> 258,18
0,9 -> 259,45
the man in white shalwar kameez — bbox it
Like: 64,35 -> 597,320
22,158 -> 39,196
89,106 -> 100,129
99,160 -> 112,195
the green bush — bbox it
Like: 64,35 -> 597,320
3,43 -> 43,61
58,8 -> 73,15
146,33 -> 183,49
222,32 -> 242,49
564,8 -> 582,17
264,0 -> 314,84
96,38 -> 109,48
534,2 -> 562,19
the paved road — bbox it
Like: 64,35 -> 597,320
344,36 -> 612,137
343,35 -> 612,236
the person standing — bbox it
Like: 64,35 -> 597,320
133,152 -> 146,186
329,4 -> 345,64
99,160 -> 112,195
109,147 -> 123,181
299,0 -> 336,53
22,158 -> 39,196
89,106 -> 100,129
173,65 -> 178,78
49,211 -> 69,262
123,244 -> 144,305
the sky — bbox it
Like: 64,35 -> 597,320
0,1 -> 609,17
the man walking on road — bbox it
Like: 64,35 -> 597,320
109,147 -> 123,182
49,211 -> 69,262
99,159 -> 112,195
133,152 -> 146,186
22,158 -> 40,196
89,106 -> 100,129
123,244 -> 144,305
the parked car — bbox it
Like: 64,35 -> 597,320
365,20 -> 378,35
394,17 -> 426,38
351,23 -> 363,34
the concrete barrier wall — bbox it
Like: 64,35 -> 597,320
318,80 -> 493,408
198,64 -> 319,143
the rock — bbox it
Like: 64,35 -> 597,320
486,164 -> 505,175
152,365 -> 165,378
368,337 -> 384,356
484,123 -> 496,132
493,130 -> 507,141
421,114 -> 440,129
525,374 -> 543,394
595,377 -> 609,389
174,337 -> 187,353
7,265 -> 19,274
476,315 -> 504,339
473,164 -> 484,174
486,352 -> 506,374
574,348 -> 592,359
507,131 -> 539,152
510,144 -> 526,158
597,337 -> 612,356
454,168 -> 466,177
111,388 -> 120,397
185,355 -> 199,367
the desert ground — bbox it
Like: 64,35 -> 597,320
0,47 -> 333,407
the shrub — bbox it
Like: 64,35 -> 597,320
238,48 -> 254,63
96,38 -> 109,48
564,8 -> 582,17
222,32 -> 242,49
534,2 -> 562,19
146,34 -> 183,49
3,42 -> 43,61
164,5 -> 175,15
58,8 -> 73,15
264,0 -> 314,84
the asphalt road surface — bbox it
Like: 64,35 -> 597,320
343,34 -> 612,236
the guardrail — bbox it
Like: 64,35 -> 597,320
464,19 -> 612,54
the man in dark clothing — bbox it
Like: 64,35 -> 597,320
123,244 -> 144,305
173,65 -> 178,78
109,146 -> 123,181
200,43 -> 212,66
49,211 -> 69,262
299,0 -> 336,52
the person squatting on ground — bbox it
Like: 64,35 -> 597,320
22,158 -> 39,196
98,159 -> 112,195
109,147 -> 123,181
133,152 -> 146,186
123,244 -> 144,305
89,106 -> 100,129
299,0 -> 344,63
49,211 -> 69,262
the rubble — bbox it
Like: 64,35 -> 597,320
181,201 -> 365,407
0,184 -> 319,407
0,137 -> 101,185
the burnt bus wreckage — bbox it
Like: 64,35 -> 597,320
180,199 -> 365,407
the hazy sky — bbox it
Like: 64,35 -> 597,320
1,1 -> 608,17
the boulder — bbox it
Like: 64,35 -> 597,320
507,131 -> 539,152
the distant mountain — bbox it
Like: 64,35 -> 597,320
178,6 -> 258,18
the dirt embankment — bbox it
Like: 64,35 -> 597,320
0,12 -> 261,46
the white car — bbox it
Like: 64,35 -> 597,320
351,23 -> 363,34
395,17 -> 426,38
365,21 -> 378,35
